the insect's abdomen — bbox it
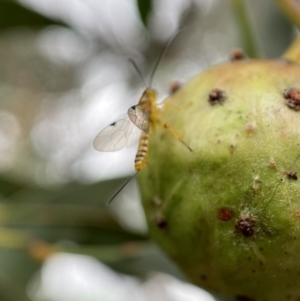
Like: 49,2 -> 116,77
135,132 -> 149,171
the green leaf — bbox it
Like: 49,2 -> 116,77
0,0 -> 65,29
0,249 -> 40,300
230,0 -> 260,57
0,177 -> 147,244
0,175 -> 25,198
137,0 -> 152,27
0,276 -> 30,301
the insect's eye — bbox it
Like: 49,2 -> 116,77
110,122 -> 116,126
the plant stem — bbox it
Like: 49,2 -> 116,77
230,0 -> 260,58
275,0 -> 300,30
282,37 -> 300,62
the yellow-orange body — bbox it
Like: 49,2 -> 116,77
135,131 -> 150,171
134,88 -> 159,171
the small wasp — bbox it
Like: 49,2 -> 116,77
93,40 -> 192,203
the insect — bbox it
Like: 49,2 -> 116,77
93,39 -> 192,203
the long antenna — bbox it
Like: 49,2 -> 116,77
128,58 -> 147,89
107,172 -> 138,205
148,32 -> 180,88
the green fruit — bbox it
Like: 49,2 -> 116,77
138,59 -> 300,301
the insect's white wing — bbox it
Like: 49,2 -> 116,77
126,120 -> 142,148
93,116 -> 129,152
128,105 -> 150,132
93,115 -> 141,152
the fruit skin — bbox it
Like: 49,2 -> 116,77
138,59 -> 300,301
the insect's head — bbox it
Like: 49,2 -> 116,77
143,88 -> 157,101
137,88 -> 157,106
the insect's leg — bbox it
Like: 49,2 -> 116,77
162,99 -> 193,117
162,100 -> 181,114
162,122 -> 193,152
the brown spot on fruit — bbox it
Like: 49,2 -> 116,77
200,274 -> 207,281
236,295 -> 255,301
269,157 -> 278,169
208,88 -> 226,105
283,88 -> 300,111
286,171 -> 298,180
235,215 -> 256,237
154,215 -> 168,229
169,80 -> 181,95
230,144 -> 236,154
218,208 -> 234,221
230,48 -> 246,61
245,123 -> 256,135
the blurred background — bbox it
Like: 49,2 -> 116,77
0,0 -> 295,300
